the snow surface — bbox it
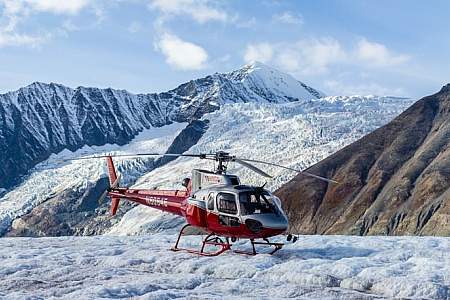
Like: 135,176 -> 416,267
0,234 -> 448,299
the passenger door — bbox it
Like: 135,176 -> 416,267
216,192 -> 240,227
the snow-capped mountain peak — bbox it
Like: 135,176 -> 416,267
226,61 -> 325,101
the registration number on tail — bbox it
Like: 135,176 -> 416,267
145,196 -> 168,207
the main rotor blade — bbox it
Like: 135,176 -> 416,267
237,158 -> 339,184
66,153 -> 207,161
233,158 -> 272,178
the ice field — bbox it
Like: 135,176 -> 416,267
0,234 -> 448,299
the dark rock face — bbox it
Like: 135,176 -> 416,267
5,120 -> 210,237
276,85 -> 450,236
0,83 -> 164,189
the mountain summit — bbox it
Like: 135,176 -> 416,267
225,61 -> 325,100
276,85 -> 450,236
0,63 -> 322,189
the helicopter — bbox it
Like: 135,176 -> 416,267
72,151 -> 337,256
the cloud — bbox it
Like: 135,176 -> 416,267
324,79 -> 406,96
24,0 -> 90,15
0,1 -> 42,47
149,0 -> 227,23
243,38 -> 410,76
272,11 -> 303,25
61,20 -> 79,32
244,43 -> 274,63
236,16 -> 257,28
288,38 -> 346,74
355,38 -> 410,67
155,33 -> 208,70
244,38 -> 345,75
0,0 -> 94,48
0,31 -> 49,48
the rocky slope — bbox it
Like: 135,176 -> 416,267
276,85 -> 450,236
0,62 -> 322,189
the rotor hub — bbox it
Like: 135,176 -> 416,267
213,151 -> 233,174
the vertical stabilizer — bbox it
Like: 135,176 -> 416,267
105,156 -> 120,215
106,156 -> 118,186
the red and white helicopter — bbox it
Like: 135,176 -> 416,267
74,151 -> 337,256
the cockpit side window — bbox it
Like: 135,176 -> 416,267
207,193 -> 215,210
239,191 -> 277,215
216,192 -> 237,215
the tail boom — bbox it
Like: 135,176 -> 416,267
104,155 -> 188,216
108,188 -> 188,216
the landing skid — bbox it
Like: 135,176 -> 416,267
171,224 -> 283,256
234,238 -> 284,255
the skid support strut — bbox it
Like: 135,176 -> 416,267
171,224 -> 231,256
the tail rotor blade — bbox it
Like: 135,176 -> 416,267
111,174 -> 121,189
98,189 -> 109,205
233,158 -> 272,178
98,174 -> 121,205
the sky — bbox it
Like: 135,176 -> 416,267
0,0 -> 449,98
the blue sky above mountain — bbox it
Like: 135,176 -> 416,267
0,0 -> 448,98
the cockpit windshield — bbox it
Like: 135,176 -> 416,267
239,190 -> 278,215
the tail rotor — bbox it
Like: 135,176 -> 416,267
98,174 -> 121,205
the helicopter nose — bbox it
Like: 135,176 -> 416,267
243,214 -> 288,231
276,215 -> 289,230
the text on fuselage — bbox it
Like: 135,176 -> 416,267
145,196 -> 168,207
